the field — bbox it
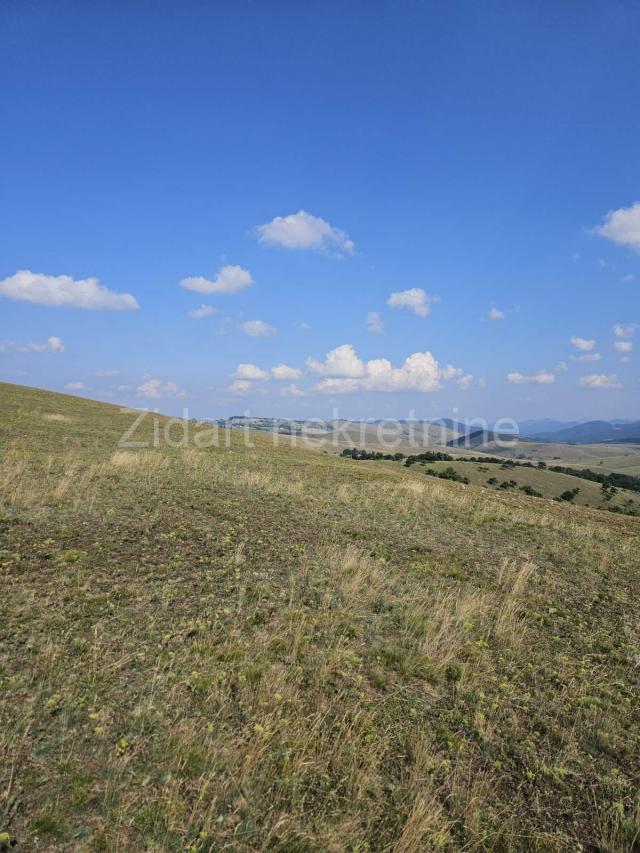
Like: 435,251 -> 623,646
1,382 -> 639,851
396,459 -> 639,511
475,439 -> 640,471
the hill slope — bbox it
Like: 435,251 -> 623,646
0,382 -> 639,851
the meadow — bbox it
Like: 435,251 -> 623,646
0,382 -> 639,851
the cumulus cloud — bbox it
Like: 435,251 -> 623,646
307,344 -> 365,377
137,379 -> 186,399
594,202 -> 640,252
0,270 -> 139,310
488,307 -> 505,320
271,363 -> 302,380
310,344 -> 465,394
614,340 -> 633,352
228,379 -> 252,395
242,319 -> 277,337
256,210 -> 354,254
387,288 -> 436,317
366,311 -> 384,334
614,322 -> 636,338
188,304 -> 217,319
579,374 -> 622,389
235,363 -> 269,380
506,370 -> 555,385
180,265 -> 253,295
570,336 -> 596,351
280,383 -> 305,397
570,352 -> 601,363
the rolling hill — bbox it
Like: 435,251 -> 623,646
1,382 -> 639,851
527,420 -> 640,444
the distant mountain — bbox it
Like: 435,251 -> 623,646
530,420 -> 640,444
447,429 -> 518,449
518,419 -> 582,435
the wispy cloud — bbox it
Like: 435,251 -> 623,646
0,270 -> 139,310
280,383 -> 305,397
256,210 -> 354,254
228,379 -> 253,395
387,288 -> 436,317
366,311 -> 384,333
137,379 -> 186,399
614,340 -> 633,352
242,319 -> 277,337
488,307 -> 505,320
188,304 -> 217,319
0,335 -> 65,354
506,370 -> 555,384
570,335 -> 596,351
579,373 -> 622,389
613,322 -> 636,338
570,352 -> 601,363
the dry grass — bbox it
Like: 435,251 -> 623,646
1,382 -> 639,851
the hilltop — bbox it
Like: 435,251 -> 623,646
0,382 -> 639,851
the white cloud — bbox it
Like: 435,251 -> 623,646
457,373 -> 474,390
307,344 -> 365,377
570,352 -> 601,363
614,340 -> 633,352
622,274 -> 635,283
64,382 -> 84,390
235,363 -> 269,380
366,311 -> 384,334
242,319 -> 277,337
188,304 -> 217,319
594,202 -> 640,252
271,363 -> 302,380
570,336 -> 596,351
300,322 -> 312,331
96,368 -> 120,377
3,335 -> 66,354
256,210 -> 354,254
579,373 -> 622,389
506,370 -> 555,385
280,383 -> 305,397
620,355 -> 631,363
311,345 -> 465,394
614,322 -> 636,338
228,379 -> 252,395
0,270 -> 139,310
555,361 -> 569,372
488,307 -> 505,320
136,379 -> 186,399
314,377 -> 361,394
387,288 -> 436,317
180,265 -> 253,295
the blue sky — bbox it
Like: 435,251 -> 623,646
1,0 -> 639,421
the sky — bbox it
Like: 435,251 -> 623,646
1,0 -> 639,422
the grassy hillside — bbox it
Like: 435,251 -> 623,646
398,459 -> 639,511
1,382 -> 639,851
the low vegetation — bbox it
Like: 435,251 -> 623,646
1,383 -> 639,851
